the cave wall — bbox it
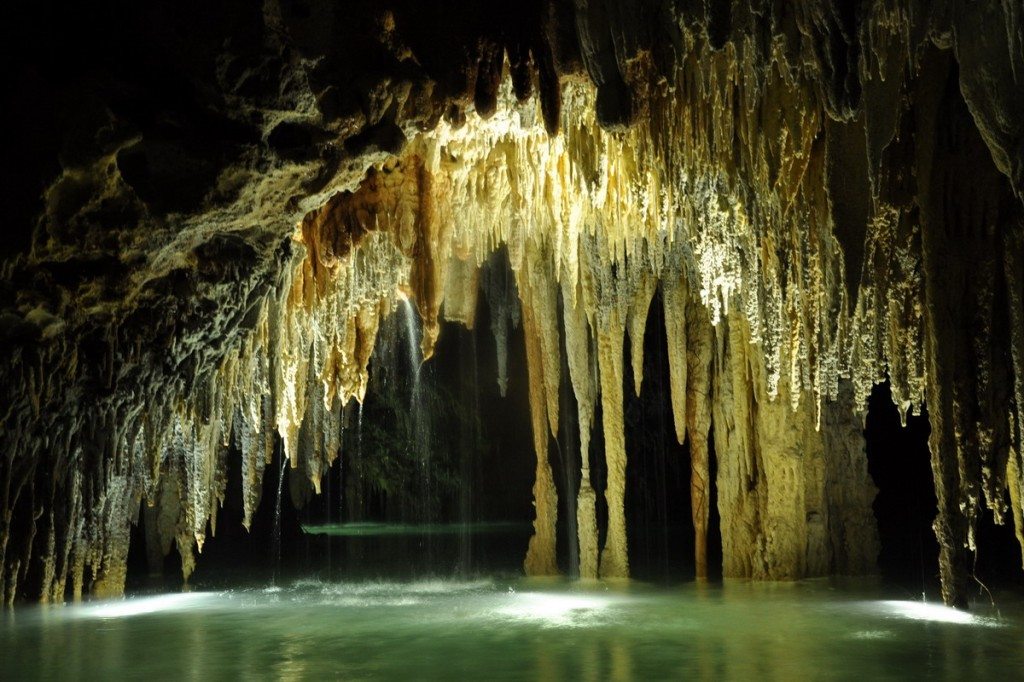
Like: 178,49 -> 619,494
1,0 -> 1022,606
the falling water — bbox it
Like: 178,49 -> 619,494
338,413 -> 345,536
457,327 -> 478,577
357,400 -> 364,463
401,297 -> 432,571
354,399 -> 364,527
402,298 -> 422,399
272,452 -> 288,585
324,452 -> 332,580
343,399 -> 367,568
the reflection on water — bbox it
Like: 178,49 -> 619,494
2,579 -> 1022,679
301,522 -> 531,537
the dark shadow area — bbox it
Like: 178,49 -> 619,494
624,291 -> 694,582
866,381 -> 1024,599
551,290 -> 581,578
865,382 -> 941,597
705,424 -> 724,581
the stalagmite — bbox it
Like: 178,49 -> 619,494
595,308 -> 628,579
561,275 -> 599,579
684,293 -> 714,580
711,313 -> 851,580
821,381 -> 881,575
521,281 -> 559,576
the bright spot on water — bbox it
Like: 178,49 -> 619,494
850,630 -> 891,640
74,593 -> 219,619
875,600 -> 999,626
498,592 -> 612,626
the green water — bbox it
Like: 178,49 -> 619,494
2,578 -> 1021,680
302,522 -> 531,536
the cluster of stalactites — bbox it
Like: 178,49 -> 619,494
83,43 -> 893,592
18,18 -> 1024,603
414,68 -> 850,425
170,25 -> 1020,597
394,55 -> 881,577
386,40 -> 1021,588
47,218 -> 413,597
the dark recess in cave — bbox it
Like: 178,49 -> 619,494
623,291 -> 696,582
865,383 -> 941,596
866,382 -> 1024,598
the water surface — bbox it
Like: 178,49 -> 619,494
2,578 -> 1021,680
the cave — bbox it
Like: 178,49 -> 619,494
2,0 -> 1024,677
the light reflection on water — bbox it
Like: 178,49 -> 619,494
2,579 -> 1022,679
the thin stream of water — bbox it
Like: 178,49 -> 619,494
401,297 -> 433,569
271,452 -> 288,585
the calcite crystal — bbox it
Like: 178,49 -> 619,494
1,1 -> 1022,608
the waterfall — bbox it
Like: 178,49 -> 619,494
457,327 -> 479,577
357,400 -> 363,464
402,298 -> 422,400
272,451 -> 288,585
401,297 -> 433,572
324,457 -> 332,580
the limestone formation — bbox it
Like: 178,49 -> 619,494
2,1 -> 1023,608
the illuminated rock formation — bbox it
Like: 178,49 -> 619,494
1,0 -> 1022,609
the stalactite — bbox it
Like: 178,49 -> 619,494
443,256 -> 481,329
519,239 -> 561,440
910,52 -> 1021,606
662,247 -> 689,446
482,249 -> 522,397
627,270 -> 657,397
